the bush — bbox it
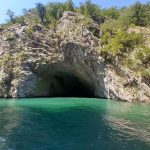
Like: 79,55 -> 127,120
24,27 -> 34,37
0,54 -> 11,67
102,7 -> 119,20
65,0 -> 74,11
135,46 -> 150,67
13,16 -> 26,25
78,0 -> 104,24
100,20 -> 143,60
118,2 -> 150,27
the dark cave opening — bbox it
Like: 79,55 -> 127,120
46,72 -> 95,98
31,63 -> 97,98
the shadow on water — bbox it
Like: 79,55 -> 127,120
0,98 -> 150,150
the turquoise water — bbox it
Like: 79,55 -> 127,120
0,98 -> 150,150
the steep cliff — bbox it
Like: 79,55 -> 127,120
0,12 -> 150,102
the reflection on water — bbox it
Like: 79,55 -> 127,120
0,107 -> 21,150
0,98 -> 150,150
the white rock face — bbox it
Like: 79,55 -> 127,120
0,12 -> 149,102
104,66 -> 150,102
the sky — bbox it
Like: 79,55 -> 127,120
0,0 -> 149,24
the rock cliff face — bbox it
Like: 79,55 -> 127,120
0,12 -> 150,102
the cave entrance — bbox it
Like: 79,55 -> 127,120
36,64 -> 95,98
49,73 -> 95,98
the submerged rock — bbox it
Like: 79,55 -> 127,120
0,12 -> 149,102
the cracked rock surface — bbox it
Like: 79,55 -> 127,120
0,12 -> 150,102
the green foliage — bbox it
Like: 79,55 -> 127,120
131,2 -> 145,26
123,57 -> 137,68
78,0 -> 104,24
130,2 -> 150,26
100,20 -> 143,58
118,2 -> 150,27
24,27 -> 34,37
135,46 -> 150,67
46,3 -> 64,19
102,7 -> 119,19
44,2 -> 66,28
140,68 -> 150,78
117,8 -> 134,27
0,54 -> 12,67
13,16 -> 26,25
15,51 -> 28,63
81,17 -> 92,26
45,0 -> 74,25
65,0 -> 74,11
3,32 -> 15,41
3,0 -> 150,28
36,3 -> 46,22
100,19 -> 150,78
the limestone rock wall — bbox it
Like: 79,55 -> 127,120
0,11 -> 150,102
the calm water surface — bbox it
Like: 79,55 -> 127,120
0,98 -> 150,150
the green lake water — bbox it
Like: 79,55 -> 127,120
0,98 -> 150,150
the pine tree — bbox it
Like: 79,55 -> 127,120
131,2 -> 144,26
65,0 -> 74,11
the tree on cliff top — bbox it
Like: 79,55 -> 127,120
131,1 -> 145,26
65,0 -> 74,11
36,3 -> 46,22
78,0 -> 104,24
